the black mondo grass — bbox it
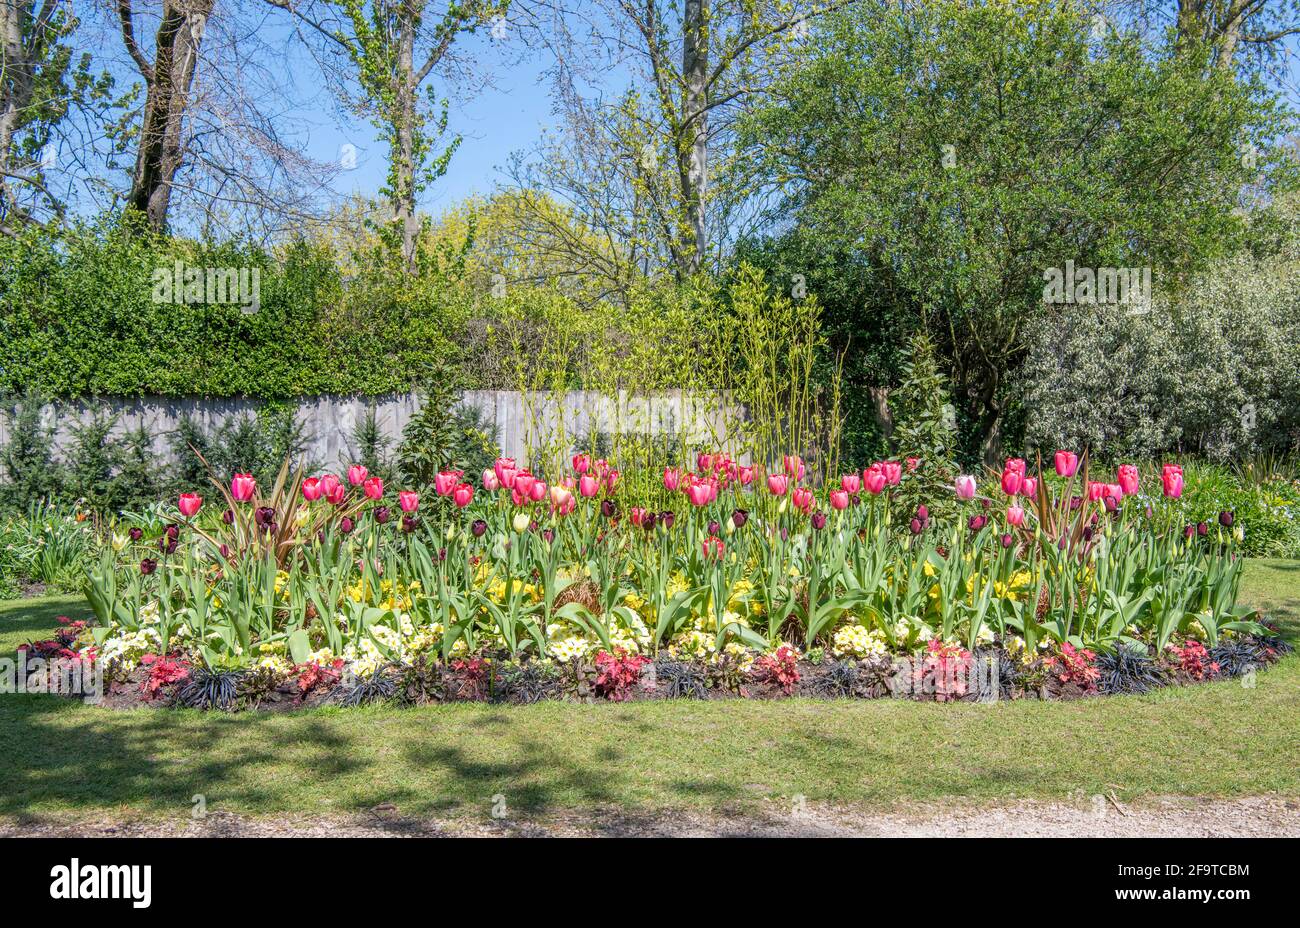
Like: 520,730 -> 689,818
653,659 -> 709,699
808,659 -> 859,698
333,668 -> 399,707
495,662 -> 563,704
1097,648 -> 1166,695
174,668 -> 245,711
1210,637 -> 1287,677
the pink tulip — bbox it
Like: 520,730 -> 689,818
347,465 -> 368,487
1000,468 -> 1023,496
686,480 -> 712,507
319,474 -> 341,501
767,473 -> 789,496
792,487 -> 815,513
782,454 -> 802,477
1006,505 -> 1025,527
1161,468 -> 1183,499
434,470 -> 462,497
230,473 -> 256,503
830,489 -> 850,510
579,473 -> 600,498
698,452 -> 717,473
954,475 -> 977,500
529,479 -> 547,502
325,481 -> 346,506
363,477 -> 384,500
1117,464 -> 1139,496
906,456 -> 920,472
1004,458 -> 1027,475
663,467 -> 682,491
1106,483 -> 1123,501
495,457 -> 519,489
301,477 -> 322,501
863,466 -> 886,495
398,491 -> 419,513
1054,451 -> 1078,478
593,459 -> 610,478
604,469 -> 620,492
513,471 -> 536,498
841,474 -> 861,494
179,493 -> 202,518
1087,481 -> 1106,502
1021,477 -> 1037,499
572,453 -> 591,474
881,461 -> 902,486
453,483 -> 474,508
481,469 -> 500,492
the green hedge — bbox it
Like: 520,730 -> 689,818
0,216 -> 467,398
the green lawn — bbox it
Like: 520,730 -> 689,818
0,561 -> 1297,822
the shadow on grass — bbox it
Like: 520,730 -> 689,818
0,595 -> 84,654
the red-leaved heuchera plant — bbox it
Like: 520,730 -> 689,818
139,654 -> 191,699
752,645 -> 801,695
594,648 -> 650,701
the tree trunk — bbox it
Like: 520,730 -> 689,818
0,1 -> 34,218
393,10 -> 418,272
123,0 -> 212,231
680,0 -> 708,275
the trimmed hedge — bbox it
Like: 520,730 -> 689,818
0,216 -> 467,399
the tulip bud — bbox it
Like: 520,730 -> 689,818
1000,533 -> 1013,549
140,558 -> 157,575
1218,510 -> 1234,527
128,527 -> 143,542
659,511 -> 674,529
375,506 -> 391,524
340,517 -> 354,534
811,511 -> 827,531
910,518 -> 923,535
471,519 -> 487,537
512,512 -> 531,533
731,508 -> 748,528
707,520 -> 720,536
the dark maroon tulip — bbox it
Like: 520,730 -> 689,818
707,520 -> 720,536
1000,533 -> 1013,549
128,527 -> 143,542
438,547 -> 447,561
219,544 -> 230,559
542,528 -> 555,544
140,558 -> 157,575
401,515 -> 417,534
340,517 -> 355,534
731,508 -> 748,528
471,519 -> 487,537
1219,510 -> 1234,527
1184,524 -> 1195,539
222,508 -> 234,524
811,511 -> 827,531
601,499 -> 617,518
1197,521 -> 1208,537
780,527 -> 789,542
1103,495 -> 1118,512
642,512 -> 657,531
910,518 -> 923,535
1082,526 -> 1094,542
916,504 -> 929,522
1069,496 -> 1082,511
659,511 -> 675,529
166,524 -> 180,540
375,506 -> 391,524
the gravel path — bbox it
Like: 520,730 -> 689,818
4,796 -> 1298,837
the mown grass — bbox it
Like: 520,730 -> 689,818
0,561 -> 1296,821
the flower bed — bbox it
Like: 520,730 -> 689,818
40,452 -> 1289,711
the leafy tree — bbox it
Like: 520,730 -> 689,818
0,390 -> 61,511
740,0 -> 1295,463
889,331 -> 957,516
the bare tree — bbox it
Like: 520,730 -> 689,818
264,0 -> 508,270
